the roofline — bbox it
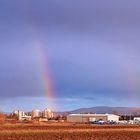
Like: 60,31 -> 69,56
68,114 -> 120,117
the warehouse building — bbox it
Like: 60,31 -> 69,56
67,114 -> 119,123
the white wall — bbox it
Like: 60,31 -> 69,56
107,115 -> 119,122
67,116 -> 85,123
67,114 -> 120,123
134,117 -> 140,121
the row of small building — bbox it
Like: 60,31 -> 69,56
13,109 -> 140,124
14,108 -> 54,121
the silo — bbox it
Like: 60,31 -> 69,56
43,108 -> 53,119
32,109 -> 40,118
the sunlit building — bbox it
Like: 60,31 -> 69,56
14,110 -> 25,120
43,108 -> 53,119
134,117 -> 140,121
32,109 -> 41,118
67,114 -> 119,123
14,110 -> 31,121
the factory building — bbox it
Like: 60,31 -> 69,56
43,108 -> 53,119
67,114 -> 119,123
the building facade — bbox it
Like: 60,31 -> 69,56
134,117 -> 140,121
14,110 -> 31,121
67,114 -> 119,123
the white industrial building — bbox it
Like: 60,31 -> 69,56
14,110 -> 31,121
14,110 -> 25,119
134,117 -> 140,121
67,114 -> 119,123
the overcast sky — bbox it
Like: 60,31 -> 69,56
0,0 -> 140,112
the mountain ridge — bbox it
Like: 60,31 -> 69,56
56,106 -> 140,115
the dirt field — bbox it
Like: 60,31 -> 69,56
0,123 -> 140,140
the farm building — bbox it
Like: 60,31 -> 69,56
67,114 -> 119,123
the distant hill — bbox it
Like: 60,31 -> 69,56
56,106 -> 140,115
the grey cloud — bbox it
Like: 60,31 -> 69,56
0,0 -> 140,110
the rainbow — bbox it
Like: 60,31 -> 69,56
35,43 -> 56,111
124,62 -> 138,104
27,29 -> 56,111
16,1 -> 57,111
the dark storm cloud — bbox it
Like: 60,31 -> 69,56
0,47 -> 45,98
45,0 -> 140,50
0,0 -> 140,110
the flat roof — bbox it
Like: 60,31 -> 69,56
68,114 -> 119,117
